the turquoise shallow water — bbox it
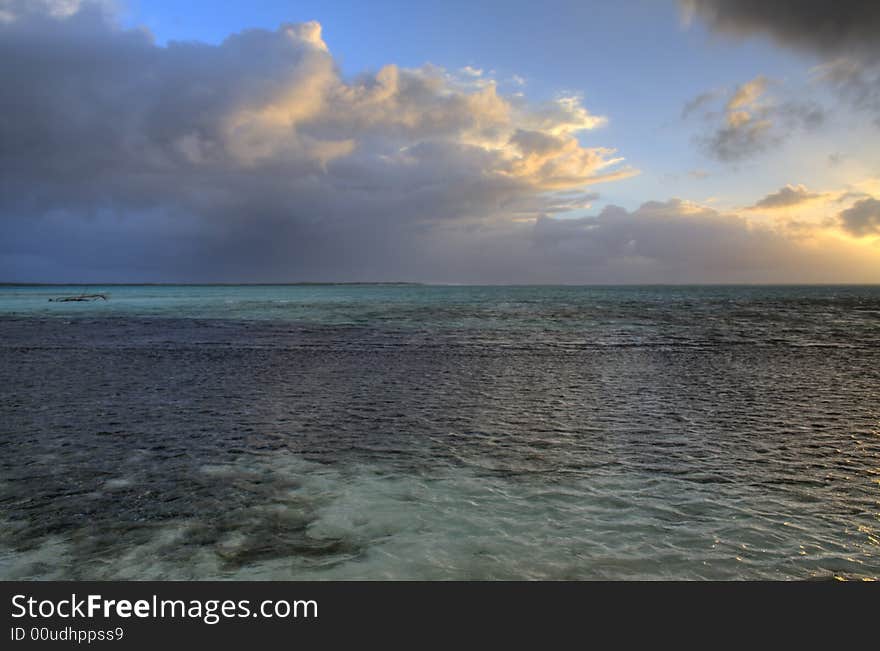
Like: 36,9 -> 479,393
1,285 -> 878,579
2,283 -> 879,319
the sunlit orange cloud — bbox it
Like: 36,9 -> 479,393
219,28 -> 637,191
728,180 -> 879,246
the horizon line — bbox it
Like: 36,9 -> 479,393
3,282 -> 880,288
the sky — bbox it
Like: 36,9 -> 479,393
1,0 -> 879,282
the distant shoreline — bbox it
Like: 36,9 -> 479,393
1,282 -> 880,288
0,282 -> 427,287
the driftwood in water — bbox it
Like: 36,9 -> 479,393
49,293 -> 108,302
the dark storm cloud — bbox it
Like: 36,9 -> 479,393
680,1 -> 880,58
838,198 -> 880,237
0,0 -> 642,281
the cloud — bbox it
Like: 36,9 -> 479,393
0,1 -> 877,283
748,184 -> 825,210
838,197 -> 880,237
812,58 -> 880,126
502,191 -> 599,216
681,90 -> 718,119
525,199 -> 879,283
680,1 -> 880,58
0,1 -> 642,281
682,1 -> 880,125
530,200 -> 788,279
460,65 -> 483,77
0,0 -> 103,22
835,190 -> 871,204
828,153 -> 847,167
725,75 -> 768,111
685,76 -> 824,162
696,77 -> 775,161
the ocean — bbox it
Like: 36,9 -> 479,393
0,284 -> 878,580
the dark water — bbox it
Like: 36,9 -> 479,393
0,285 -> 878,579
